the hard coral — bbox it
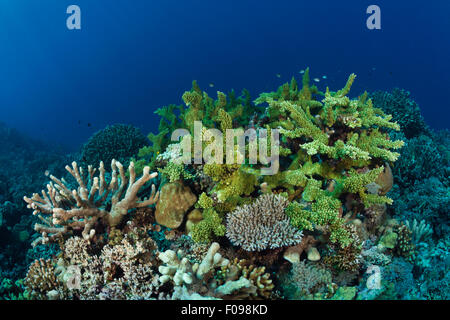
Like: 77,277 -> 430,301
370,89 -> 430,139
255,70 -> 404,248
155,181 -> 197,229
226,193 -> 303,251
24,160 -> 159,246
24,258 -> 60,300
81,124 -> 149,168
55,232 -> 160,300
218,258 -> 275,299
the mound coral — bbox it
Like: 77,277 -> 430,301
155,181 -> 197,229
370,89 -> 430,139
23,160 -> 159,246
80,124 -> 149,167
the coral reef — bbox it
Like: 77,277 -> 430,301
5,70 -> 448,301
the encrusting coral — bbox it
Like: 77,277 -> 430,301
23,160 -> 159,246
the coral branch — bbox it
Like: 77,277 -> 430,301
24,160 -> 159,245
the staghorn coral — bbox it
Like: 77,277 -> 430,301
23,160 -> 159,246
254,70 -> 403,248
226,193 -> 303,251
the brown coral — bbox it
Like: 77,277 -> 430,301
155,181 -> 197,229
375,162 -> 394,195
25,258 -> 61,299
219,258 -> 275,299
323,225 -> 362,272
394,223 -> 415,262
24,160 -> 159,246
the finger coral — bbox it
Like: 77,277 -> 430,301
157,242 -> 274,300
23,160 -> 159,245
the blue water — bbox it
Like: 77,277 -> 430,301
0,0 -> 449,148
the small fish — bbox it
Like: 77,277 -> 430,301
209,83 -> 214,88
313,78 -> 320,82
322,75 -> 327,79
299,70 -> 305,74
372,67 -> 376,71
44,170 -> 50,177
88,123 -> 91,127
78,120 -> 81,125
276,74 -> 281,78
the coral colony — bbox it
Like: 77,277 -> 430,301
1,68 -> 448,300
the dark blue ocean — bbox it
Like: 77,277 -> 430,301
0,0 -> 448,149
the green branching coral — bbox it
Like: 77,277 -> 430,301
191,193 -> 226,243
254,70 -> 404,248
134,82 -> 259,173
158,162 -> 194,183
134,70 -> 403,253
